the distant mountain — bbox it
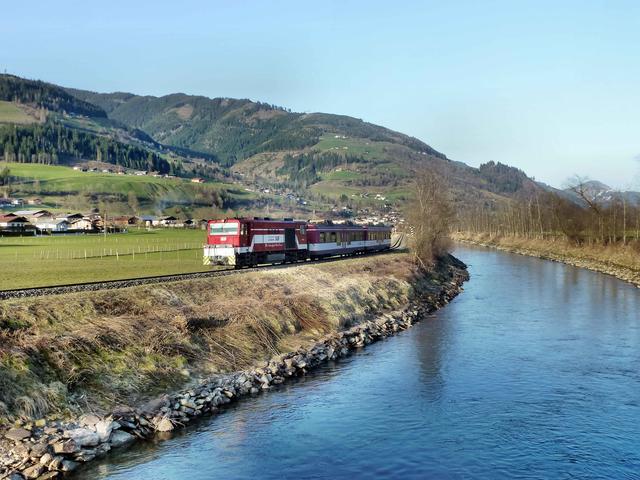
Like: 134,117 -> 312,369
563,180 -> 640,206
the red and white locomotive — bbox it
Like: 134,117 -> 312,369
204,217 -> 392,268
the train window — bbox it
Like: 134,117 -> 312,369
300,225 -> 306,235
210,223 -> 239,235
320,232 -> 325,243
330,232 -> 337,243
240,224 -> 247,236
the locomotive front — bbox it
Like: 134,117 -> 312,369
203,218 -> 242,266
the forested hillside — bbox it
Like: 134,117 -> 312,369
0,75 -> 185,175
0,74 -> 106,118
67,88 -> 445,165
0,123 -> 172,173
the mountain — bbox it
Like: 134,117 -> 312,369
67,86 -> 550,208
0,74 -> 106,118
0,73 -> 553,217
0,75 -> 219,176
66,88 -> 445,165
563,180 -> 640,206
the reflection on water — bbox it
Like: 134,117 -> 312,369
75,246 -> 640,479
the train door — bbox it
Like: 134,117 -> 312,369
284,228 -> 296,249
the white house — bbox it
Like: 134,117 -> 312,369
34,218 -> 70,233
69,218 -> 94,231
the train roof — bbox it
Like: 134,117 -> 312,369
207,218 -> 391,229
306,222 -> 391,230
208,217 -> 305,224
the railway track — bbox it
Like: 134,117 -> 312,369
0,248 -> 404,301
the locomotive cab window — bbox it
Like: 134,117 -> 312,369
210,223 -> 239,235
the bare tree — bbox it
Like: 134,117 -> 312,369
127,191 -> 140,216
405,170 -> 454,269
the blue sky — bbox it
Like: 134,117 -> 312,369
2,0 -> 639,189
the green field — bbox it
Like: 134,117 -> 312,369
0,101 -> 36,125
2,162 -> 257,218
320,169 -> 362,181
313,134 -> 390,161
0,229 -> 216,289
5,162 -> 244,197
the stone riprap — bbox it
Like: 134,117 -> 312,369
0,263 -> 468,479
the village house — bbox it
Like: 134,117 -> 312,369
140,215 -> 157,228
68,217 -> 95,232
0,214 -> 35,234
56,213 -> 84,222
33,217 -> 70,233
157,215 -> 178,227
111,216 -> 139,227
13,209 -> 53,222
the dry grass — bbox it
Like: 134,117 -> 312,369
0,253 -> 429,421
454,232 -> 640,272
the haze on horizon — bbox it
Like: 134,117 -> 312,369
2,0 -> 638,190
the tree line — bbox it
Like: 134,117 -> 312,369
457,178 -> 640,246
0,74 -> 106,117
277,151 -> 367,187
0,123 -> 174,174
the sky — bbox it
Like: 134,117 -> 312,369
2,0 -> 639,189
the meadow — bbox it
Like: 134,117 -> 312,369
4,162 -> 248,199
0,101 -> 37,125
313,134 -> 389,160
0,228 -> 213,289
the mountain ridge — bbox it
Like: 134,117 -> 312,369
1,73 -> 562,215
66,86 -> 447,166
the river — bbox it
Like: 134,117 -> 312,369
74,246 -> 640,479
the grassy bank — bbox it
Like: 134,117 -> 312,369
0,253 -> 460,422
454,232 -> 640,287
0,229 -> 209,289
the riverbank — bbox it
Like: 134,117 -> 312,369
453,232 -> 640,288
0,253 -> 468,479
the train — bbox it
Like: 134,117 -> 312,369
203,217 -> 392,268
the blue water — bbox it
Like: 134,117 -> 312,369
75,246 -> 640,479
